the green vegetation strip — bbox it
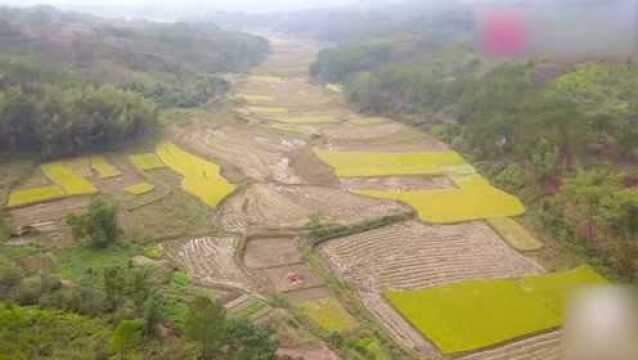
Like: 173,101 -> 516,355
7,161 -> 98,208
385,266 -> 607,354
487,217 -> 543,251
90,156 -> 121,179
357,186 -> 525,224
0,302 -> 111,358
129,153 -> 166,171
298,298 -> 358,333
7,186 -> 66,208
42,162 -> 98,195
125,182 -> 155,195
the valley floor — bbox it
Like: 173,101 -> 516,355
3,34 -> 584,359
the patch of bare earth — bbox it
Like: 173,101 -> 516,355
321,220 -> 543,291
320,220 -> 545,356
319,122 -> 448,152
162,235 -> 253,292
215,183 -> 411,233
276,347 -> 339,360
242,235 -> 332,303
7,196 -> 91,248
244,237 -> 305,269
359,290 -> 437,355
173,123 -> 306,184
340,175 -> 453,192
457,331 -> 562,360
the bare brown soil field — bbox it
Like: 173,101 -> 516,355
359,290 -> 437,355
284,287 -> 333,304
257,263 -> 324,293
457,331 -> 562,360
244,237 -> 305,269
173,122 -> 307,184
320,125 -> 449,152
340,175 -> 453,192
162,235 -> 253,291
215,183 -> 411,233
92,156 -> 145,193
321,220 -> 543,291
276,347 -> 339,360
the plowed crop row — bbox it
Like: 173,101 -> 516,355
321,220 -> 543,291
163,236 -> 252,291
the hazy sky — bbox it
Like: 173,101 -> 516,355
0,0 -> 369,13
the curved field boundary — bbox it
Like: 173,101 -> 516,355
297,297 -> 358,333
384,266 -> 607,354
320,220 -> 542,291
356,186 -> 525,224
314,149 -> 469,177
90,156 -> 121,179
7,161 -> 98,208
457,331 -> 562,360
487,217 -> 543,251
156,143 -> 236,207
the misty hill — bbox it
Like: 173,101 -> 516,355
0,5 -> 269,108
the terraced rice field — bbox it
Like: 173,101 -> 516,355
298,298 -> 357,333
225,294 -> 272,321
237,94 -> 275,103
270,114 -> 342,124
259,263 -> 324,293
163,236 -> 252,291
156,143 -> 236,207
356,185 -> 525,223
314,149 -> 469,177
42,162 -> 98,195
249,75 -> 285,83
248,106 -> 289,115
7,161 -> 98,207
90,156 -> 121,179
321,220 -> 542,291
457,331 -> 562,360
385,266 -> 607,354
487,217 -> 543,251
215,183 -> 410,233
129,153 -> 166,171
124,182 -> 155,195
173,124 -> 305,184
244,237 -> 304,269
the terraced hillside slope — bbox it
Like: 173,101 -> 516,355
3,33 -> 605,360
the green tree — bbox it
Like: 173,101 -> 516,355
564,169 -> 622,242
0,214 -> 8,243
111,319 -> 144,360
224,318 -> 278,360
66,197 -> 120,249
185,296 -> 226,360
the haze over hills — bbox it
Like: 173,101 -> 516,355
0,1 -> 636,360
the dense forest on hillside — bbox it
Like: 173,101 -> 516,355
0,6 -> 269,159
0,6 -> 278,358
309,7 -> 638,281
